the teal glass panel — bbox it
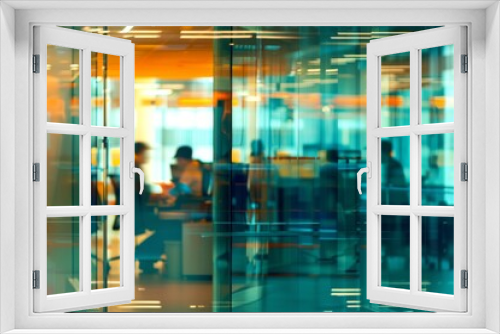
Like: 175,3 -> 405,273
91,137 -> 121,205
421,133 -> 454,206
91,216 -> 121,290
46,45 -> 80,124
421,216 -> 454,295
47,217 -> 80,295
91,52 -> 121,127
69,25 -> 439,313
381,137 -> 410,205
381,215 -> 410,290
47,133 -> 80,206
380,52 -> 410,127
421,45 -> 454,124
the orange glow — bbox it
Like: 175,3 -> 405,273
334,95 -> 367,108
430,96 -> 453,109
382,95 -> 404,107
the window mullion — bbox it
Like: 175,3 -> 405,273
409,47 -> 419,295
82,47 -> 92,295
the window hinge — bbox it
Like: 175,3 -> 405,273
461,270 -> 468,289
33,163 -> 40,182
33,54 -> 40,73
461,54 -> 468,73
33,270 -> 40,289
461,162 -> 468,181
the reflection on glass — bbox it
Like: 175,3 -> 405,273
91,52 -> 121,127
47,217 -> 80,295
381,215 -> 410,290
421,216 -> 454,295
421,45 -> 454,124
47,134 -> 80,206
92,216 -> 121,290
70,25 -> 439,314
421,133 -> 454,206
47,45 -> 80,124
381,137 -> 410,205
380,52 -> 410,127
91,137 -> 121,205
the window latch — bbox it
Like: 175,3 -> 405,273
357,162 -> 372,195
129,161 -> 144,195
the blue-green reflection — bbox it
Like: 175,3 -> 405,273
422,133 -> 454,206
421,45 -> 454,124
381,215 -> 410,290
421,216 -> 454,295
381,52 -> 410,127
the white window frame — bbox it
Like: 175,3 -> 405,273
1,2 -> 497,333
365,26 -> 467,312
33,25 -> 136,313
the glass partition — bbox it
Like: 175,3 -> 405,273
67,25 -> 442,313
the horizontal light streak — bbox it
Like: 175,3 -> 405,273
331,288 -> 361,292
120,26 -> 133,33
123,30 -> 162,34
116,305 -> 162,309
347,300 -> 361,304
130,300 -> 161,304
331,36 -> 374,40
344,54 -> 367,58
180,35 -> 253,39
372,31 -> 410,35
331,292 -> 361,296
122,34 -> 161,39
181,30 -> 290,35
337,32 -> 373,36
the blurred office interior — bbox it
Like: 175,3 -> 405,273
46,26 -> 455,312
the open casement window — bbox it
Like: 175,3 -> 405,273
33,26 -> 139,312
364,26 -> 467,312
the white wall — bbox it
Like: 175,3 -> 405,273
485,2 -> 500,333
0,2 -> 16,333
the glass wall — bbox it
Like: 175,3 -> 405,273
55,26 -> 456,313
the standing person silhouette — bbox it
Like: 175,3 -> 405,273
381,140 -> 408,205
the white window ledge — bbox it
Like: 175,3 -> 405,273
4,330 -> 497,334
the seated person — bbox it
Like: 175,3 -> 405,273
167,146 -> 203,205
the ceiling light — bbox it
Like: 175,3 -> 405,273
120,26 -> 134,33
180,35 -> 253,39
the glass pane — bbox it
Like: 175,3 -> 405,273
47,134 -> 80,206
421,45 -> 454,124
91,137 -> 121,205
91,52 -> 121,127
47,217 -> 80,295
47,45 -> 80,124
381,137 -> 410,205
381,215 -> 410,290
380,51 -> 410,127
421,216 -> 454,295
421,133 -> 454,206
70,25 -> 439,314
91,216 -> 121,290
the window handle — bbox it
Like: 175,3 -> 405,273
130,161 -> 145,195
357,162 -> 372,195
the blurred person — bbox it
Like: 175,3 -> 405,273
381,140 -> 408,205
167,145 -> 203,205
247,139 -> 271,222
134,142 -> 165,274
380,140 -> 409,281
